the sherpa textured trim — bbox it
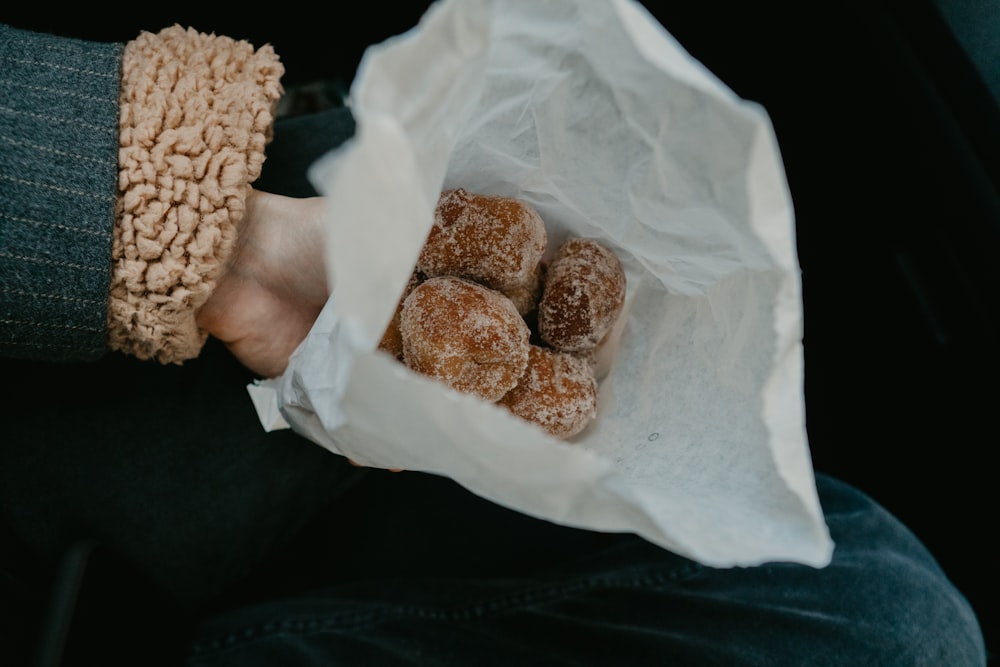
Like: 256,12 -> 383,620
109,25 -> 283,363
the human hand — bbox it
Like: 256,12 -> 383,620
197,189 -> 329,379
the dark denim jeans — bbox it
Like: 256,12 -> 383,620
186,471 -> 986,666
0,108 -> 986,666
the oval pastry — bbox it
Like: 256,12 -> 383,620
500,261 -> 545,319
538,238 -> 626,353
498,344 -> 598,440
400,276 -> 531,402
417,188 -> 547,291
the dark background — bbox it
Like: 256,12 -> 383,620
5,1 -> 997,660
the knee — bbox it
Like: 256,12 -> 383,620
808,475 -> 986,665
830,550 -> 986,665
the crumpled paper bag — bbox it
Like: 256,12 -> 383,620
249,0 -> 834,568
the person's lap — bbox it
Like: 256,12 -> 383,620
188,469 -> 986,666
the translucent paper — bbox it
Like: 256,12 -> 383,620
250,0 -> 833,568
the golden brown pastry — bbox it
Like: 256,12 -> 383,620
392,189 -> 628,442
399,276 -> 531,402
500,261 -> 545,319
498,344 -> 598,440
417,188 -> 548,291
378,271 -> 423,360
537,238 -> 626,353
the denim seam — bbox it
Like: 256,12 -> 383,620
190,561 -> 705,657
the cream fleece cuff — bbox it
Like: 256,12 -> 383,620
108,25 -> 283,363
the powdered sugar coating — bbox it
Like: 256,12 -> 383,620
417,188 -> 548,291
500,261 -> 545,318
538,238 -> 626,353
400,276 -> 530,402
498,344 -> 598,440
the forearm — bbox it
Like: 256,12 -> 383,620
0,24 -> 284,365
0,24 -> 121,361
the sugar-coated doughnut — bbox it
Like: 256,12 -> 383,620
498,344 -> 598,440
500,261 -> 545,319
378,271 -> 423,360
538,238 -> 626,353
417,188 -> 547,291
400,276 -> 530,402
393,189 -> 628,442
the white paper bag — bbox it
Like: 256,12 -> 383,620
252,0 -> 834,568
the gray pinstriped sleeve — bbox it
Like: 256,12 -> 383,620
0,24 -> 122,362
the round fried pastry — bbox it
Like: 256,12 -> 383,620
538,238 -> 626,353
498,344 -> 598,440
417,188 -> 547,291
400,276 -> 530,402
378,271 -> 423,360
500,261 -> 545,318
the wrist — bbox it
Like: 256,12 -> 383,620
239,190 -> 329,288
